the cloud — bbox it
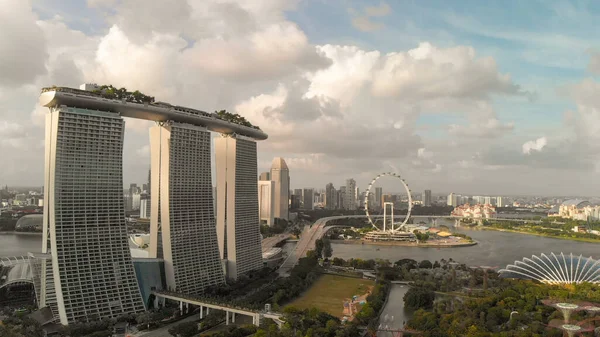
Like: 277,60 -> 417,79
0,0 -> 47,86
0,0 -> 549,194
372,43 -> 524,100
522,137 -> 547,154
588,50 -> 600,75
349,2 -> 391,32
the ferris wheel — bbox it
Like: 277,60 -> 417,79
364,172 -> 413,232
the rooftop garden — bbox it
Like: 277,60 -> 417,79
214,109 -> 260,130
41,86 -> 261,130
92,85 -> 155,103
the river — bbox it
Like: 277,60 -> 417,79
377,284 -> 411,337
332,224 -> 600,268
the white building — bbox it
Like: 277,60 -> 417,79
451,204 -> 497,219
42,106 -> 145,325
216,136 -> 263,280
270,157 -> 289,220
149,123 -> 225,294
258,180 -> 275,226
447,193 -> 458,207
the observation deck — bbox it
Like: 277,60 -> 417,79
39,87 -> 268,140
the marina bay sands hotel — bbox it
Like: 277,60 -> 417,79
37,85 -> 267,325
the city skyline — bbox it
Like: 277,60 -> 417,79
4,1 -> 600,195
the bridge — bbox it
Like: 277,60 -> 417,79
151,291 -> 284,327
261,234 -> 291,253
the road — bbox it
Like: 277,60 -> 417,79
261,234 -> 291,253
132,314 -> 198,337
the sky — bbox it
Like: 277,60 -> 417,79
1,0 -> 600,196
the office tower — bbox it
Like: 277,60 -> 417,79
355,187 -> 360,208
325,183 -> 336,209
259,172 -> 270,181
139,193 -> 149,219
290,194 -> 301,209
270,157 -> 289,220
338,186 -> 346,209
215,136 -> 263,280
345,179 -> 357,210
302,188 -> 314,210
374,187 -> 383,210
496,196 -> 503,207
423,190 -> 432,207
145,169 -> 151,219
42,106 -> 144,325
258,180 -> 275,226
484,196 -> 491,205
447,193 -> 458,207
294,188 -> 302,196
150,123 -> 224,294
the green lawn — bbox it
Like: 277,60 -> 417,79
287,274 -> 374,317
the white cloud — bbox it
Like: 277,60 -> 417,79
0,0 -> 47,86
522,137 -> 547,154
372,42 -> 523,100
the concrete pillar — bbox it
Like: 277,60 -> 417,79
179,301 -> 183,313
252,315 -> 255,325
206,307 -> 210,314
226,311 -> 229,325
231,312 -> 235,323
200,306 -> 203,319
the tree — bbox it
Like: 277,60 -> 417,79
322,238 -> 333,259
418,259 -> 433,269
168,321 -> 198,337
403,287 -> 435,310
315,239 -> 324,258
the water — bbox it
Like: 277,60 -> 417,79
332,224 -> 600,268
0,233 -> 41,256
377,284 -> 411,336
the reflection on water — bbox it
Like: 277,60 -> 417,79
0,233 -> 41,256
377,284 -> 412,336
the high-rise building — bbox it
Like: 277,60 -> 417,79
447,193 -> 458,207
145,169 -> 151,218
345,179 -> 357,210
374,187 -> 383,210
290,194 -> 301,209
496,196 -> 503,207
423,190 -> 432,207
338,186 -> 346,209
139,193 -> 149,219
42,106 -> 144,325
259,172 -> 270,181
302,188 -> 314,210
484,196 -> 492,205
215,136 -> 263,280
325,183 -> 336,209
149,123 -> 224,294
258,180 -> 275,226
270,158 -> 289,220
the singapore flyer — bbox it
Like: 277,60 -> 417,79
364,172 -> 413,232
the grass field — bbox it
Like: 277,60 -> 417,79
287,274 -> 374,317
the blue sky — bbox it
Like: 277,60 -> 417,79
2,0 -> 600,195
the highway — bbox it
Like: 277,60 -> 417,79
261,234 -> 291,253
